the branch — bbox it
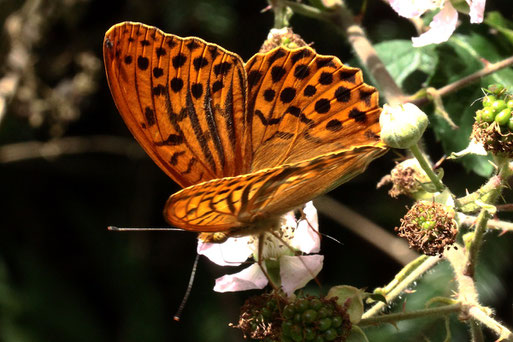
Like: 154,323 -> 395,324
363,256 -> 441,318
408,56 -> 513,106
0,135 -> 143,163
314,196 -> 418,266
359,303 -> 461,327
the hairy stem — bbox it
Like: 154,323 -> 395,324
363,256 -> 440,318
359,303 -> 462,327
408,56 -> 513,106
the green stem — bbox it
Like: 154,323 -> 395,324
270,0 -> 292,28
409,143 -> 445,192
464,207 -> 491,277
470,319 -> 485,342
359,303 -> 462,327
363,256 -> 440,318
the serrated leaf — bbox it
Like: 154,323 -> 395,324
375,40 -> 438,88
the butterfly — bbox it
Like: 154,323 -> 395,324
103,22 -> 388,243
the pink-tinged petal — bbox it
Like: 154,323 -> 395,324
291,202 -> 320,254
213,264 -> 268,292
412,1 -> 458,47
387,0 -> 436,18
197,237 -> 253,266
280,255 -> 324,296
466,0 -> 485,23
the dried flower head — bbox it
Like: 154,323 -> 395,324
396,201 -> 457,256
260,27 -> 308,53
378,158 -> 432,198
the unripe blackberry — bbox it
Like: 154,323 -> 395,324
472,84 -> 513,156
234,294 -> 351,341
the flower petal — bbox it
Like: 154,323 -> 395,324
387,0 -> 436,18
412,1 -> 458,47
280,255 -> 324,296
291,202 -> 320,254
213,263 -> 268,292
466,0 -> 485,23
197,236 -> 253,266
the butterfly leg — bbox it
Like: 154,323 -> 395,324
255,233 -> 281,292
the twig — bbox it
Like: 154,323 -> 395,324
459,214 -> 513,233
363,256 -> 440,318
469,307 -> 513,341
314,196 -> 418,266
0,135 -> 143,163
359,303 -> 461,327
464,208 -> 491,277
408,56 -> 513,106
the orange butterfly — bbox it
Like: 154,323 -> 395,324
103,22 -> 387,243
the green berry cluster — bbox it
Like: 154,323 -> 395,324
234,294 -> 351,342
280,297 -> 351,342
476,84 -> 513,130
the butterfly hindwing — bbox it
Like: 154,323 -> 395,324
163,145 -> 386,235
104,22 -> 251,188
244,47 -> 383,172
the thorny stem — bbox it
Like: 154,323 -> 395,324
470,319 -> 485,342
464,207 -> 492,277
444,246 -> 513,341
359,303 -> 462,327
459,213 -> 513,233
409,143 -> 445,192
373,255 -> 428,295
408,56 -> 513,106
464,157 -> 511,277
363,256 -> 441,318
457,175 -> 503,213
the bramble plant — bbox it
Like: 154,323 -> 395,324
219,1 -> 513,341
3,0 -> 513,341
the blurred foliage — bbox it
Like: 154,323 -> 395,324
1,0 -> 513,341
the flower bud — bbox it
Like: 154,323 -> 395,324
379,103 -> 429,149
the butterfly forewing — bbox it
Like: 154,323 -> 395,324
244,47 -> 383,172
164,145 -> 386,235
104,22 -> 251,188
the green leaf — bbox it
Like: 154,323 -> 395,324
367,293 -> 387,304
484,11 -> 513,46
374,40 -> 438,89
427,33 -> 513,176
347,326 -> 370,342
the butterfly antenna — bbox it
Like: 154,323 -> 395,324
174,253 -> 200,322
319,232 -> 343,246
108,226 -> 184,232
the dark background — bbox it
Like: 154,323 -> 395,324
1,0 -> 512,341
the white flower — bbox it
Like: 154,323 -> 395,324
198,201 -> 323,296
386,0 -> 486,47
